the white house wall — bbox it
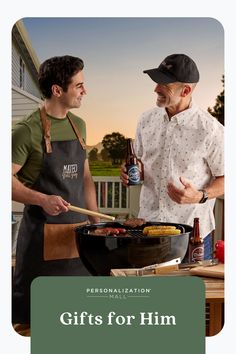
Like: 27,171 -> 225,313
12,43 -> 41,98
12,86 -> 42,123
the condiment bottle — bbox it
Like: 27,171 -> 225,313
125,138 -> 143,185
188,217 -> 204,262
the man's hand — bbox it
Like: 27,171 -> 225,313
12,165 -> 70,216
167,176 -> 203,204
120,163 -> 129,186
39,195 -> 70,215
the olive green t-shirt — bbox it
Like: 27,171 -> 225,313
12,109 -> 87,187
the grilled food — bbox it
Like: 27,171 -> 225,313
143,225 -> 181,236
93,227 -> 127,236
123,218 -> 146,228
147,229 -> 181,236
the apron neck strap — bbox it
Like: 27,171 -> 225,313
67,115 -> 86,150
40,106 -> 52,154
39,106 -> 86,153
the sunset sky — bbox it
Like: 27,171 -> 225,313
22,17 -> 224,145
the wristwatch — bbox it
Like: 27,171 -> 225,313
199,189 -> 208,203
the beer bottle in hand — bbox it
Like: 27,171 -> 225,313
188,217 -> 204,262
125,138 -> 142,186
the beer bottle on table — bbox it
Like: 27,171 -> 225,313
125,138 -> 143,186
188,217 -> 204,262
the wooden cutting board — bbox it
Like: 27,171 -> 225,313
190,263 -> 224,278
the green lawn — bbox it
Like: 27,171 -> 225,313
89,161 -> 121,176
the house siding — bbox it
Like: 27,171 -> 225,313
12,43 -> 41,99
12,21 -> 42,215
12,87 -> 42,122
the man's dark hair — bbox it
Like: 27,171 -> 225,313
38,55 -> 84,98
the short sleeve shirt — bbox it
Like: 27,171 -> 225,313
12,109 -> 87,187
134,101 -> 224,237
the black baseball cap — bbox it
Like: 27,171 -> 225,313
143,54 -> 200,84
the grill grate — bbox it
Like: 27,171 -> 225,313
80,222 -> 186,238
126,229 -> 145,237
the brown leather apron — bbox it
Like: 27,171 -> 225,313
12,107 -> 91,324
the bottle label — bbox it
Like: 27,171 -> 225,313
189,245 -> 204,262
127,165 -> 141,184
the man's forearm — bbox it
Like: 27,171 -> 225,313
167,175 -> 224,205
205,176 -> 224,200
12,175 -> 46,206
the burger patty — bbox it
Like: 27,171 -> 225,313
123,218 -> 146,228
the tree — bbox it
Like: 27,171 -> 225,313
100,148 -> 110,162
88,148 -> 98,161
208,75 -> 224,125
102,132 -> 127,165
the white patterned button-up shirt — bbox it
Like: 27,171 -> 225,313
134,101 -> 224,237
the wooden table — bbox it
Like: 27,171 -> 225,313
111,268 -> 224,336
203,276 -> 224,336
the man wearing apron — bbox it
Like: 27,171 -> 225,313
12,55 -> 99,333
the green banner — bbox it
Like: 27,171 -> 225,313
31,276 -> 205,354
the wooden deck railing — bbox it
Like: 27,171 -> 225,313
93,176 -> 130,217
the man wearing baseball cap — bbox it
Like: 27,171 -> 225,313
121,53 -> 224,260
143,53 -> 200,84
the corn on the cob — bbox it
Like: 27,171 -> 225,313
146,229 -> 181,236
143,225 -> 177,235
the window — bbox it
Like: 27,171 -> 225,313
19,57 -> 25,89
